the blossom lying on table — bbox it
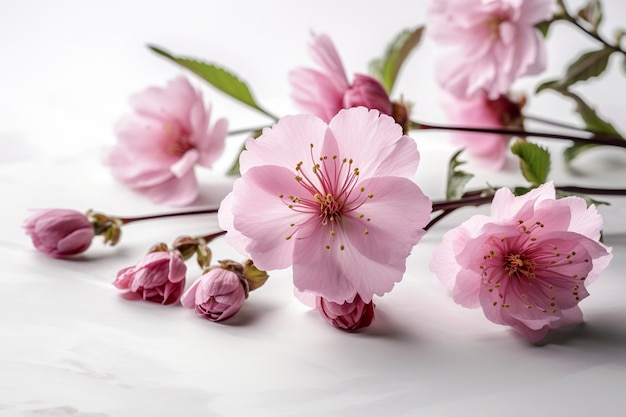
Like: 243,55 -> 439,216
427,0 -> 554,99
289,33 -> 402,126
181,259 -> 268,322
114,247 -> 187,305
23,209 -> 95,257
107,76 -> 228,206
317,295 -> 375,331
430,182 -> 612,343
219,107 -> 432,307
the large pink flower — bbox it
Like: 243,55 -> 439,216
218,107 -> 432,303
441,91 -> 524,169
289,33 -> 393,123
428,0 -> 554,99
107,76 -> 228,206
430,182 -> 612,343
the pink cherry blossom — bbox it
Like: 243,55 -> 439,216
317,294 -> 375,331
428,0 -> 555,99
181,267 -> 247,322
23,209 -> 94,257
219,107 -> 432,304
430,182 -> 612,343
441,91 -> 524,169
106,76 -> 228,206
114,250 -> 187,305
289,33 -> 393,123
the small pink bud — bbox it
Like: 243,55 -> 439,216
113,251 -> 187,305
316,294 -> 375,331
343,74 -> 393,116
23,209 -> 95,257
181,267 -> 247,322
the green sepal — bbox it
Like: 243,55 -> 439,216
446,149 -> 474,200
577,0 -> 603,31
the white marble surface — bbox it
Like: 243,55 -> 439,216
2,1 -> 626,416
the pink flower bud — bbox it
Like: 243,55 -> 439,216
342,74 -> 393,116
181,267 -> 247,322
23,209 -> 95,257
114,251 -> 187,305
316,294 -> 375,331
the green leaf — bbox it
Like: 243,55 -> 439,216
149,45 -> 277,120
537,48 -> 613,92
562,48 -> 613,85
537,87 -> 624,164
369,26 -> 424,94
226,129 -> 263,176
558,90 -> 622,136
577,0 -> 603,31
563,143 -> 599,165
535,79 -> 563,94
510,140 -> 551,186
446,149 -> 474,200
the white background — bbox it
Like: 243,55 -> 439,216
1,1 -> 626,416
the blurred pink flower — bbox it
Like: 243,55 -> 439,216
107,76 -> 228,206
181,267 -> 247,322
317,294 -> 375,331
289,33 -> 393,123
23,209 -> 94,257
441,91 -> 524,169
428,0 -> 554,99
219,107 -> 432,304
114,250 -> 186,305
430,182 -> 612,343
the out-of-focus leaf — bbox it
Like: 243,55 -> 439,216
446,149 -> 474,200
537,48 -> 613,92
369,26 -> 424,94
149,45 -> 277,120
510,140 -> 551,186
556,190 -> 609,207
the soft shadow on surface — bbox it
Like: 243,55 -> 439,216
536,314 -> 626,351
216,299 -> 280,327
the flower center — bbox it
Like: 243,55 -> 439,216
163,122 -> 192,155
279,143 -> 372,244
504,253 -> 536,279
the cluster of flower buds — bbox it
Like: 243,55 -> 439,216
113,234 -> 268,322
23,209 -> 122,257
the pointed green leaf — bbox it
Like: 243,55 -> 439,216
446,149 -> 474,200
558,90 -> 622,136
369,26 -> 424,94
562,47 -> 613,85
563,143 -> 599,165
577,0 -> 603,31
149,45 -> 277,120
535,79 -> 563,94
510,140 -> 551,186
536,87 -> 624,164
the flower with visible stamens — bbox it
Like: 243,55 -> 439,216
106,76 -> 228,206
218,107 -> 432,304
430,182 -> 613,343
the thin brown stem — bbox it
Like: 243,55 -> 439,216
118,208 -> 219,225
199,230 -> 227,243
411,121 -> 626,148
